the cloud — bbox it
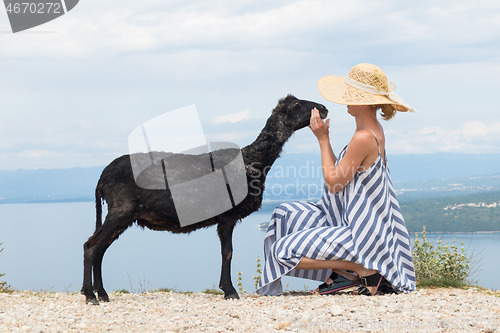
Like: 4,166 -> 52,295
212,110 -> 251,124
2,0 -> 498,63
462,121 -> 500,137
1,0 -> 500,170
387,121 -> 500,154
206,130 -> 256,143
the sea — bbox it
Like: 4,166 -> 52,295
0,201 -> 498,294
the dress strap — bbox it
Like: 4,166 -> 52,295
362,129 -> 387,166
365,129 -> 381,155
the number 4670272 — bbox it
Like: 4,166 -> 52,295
5,2 -> 62,14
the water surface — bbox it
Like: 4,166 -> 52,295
0,202 -> 497,293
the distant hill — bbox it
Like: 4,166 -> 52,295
262,152 -> 500,202
0,152 -> 499,204
401,190 -> 500,233
276,152 -> 500,183
0,167 -> 102,203
1,153 -> 499,232
394,174 -> 500,203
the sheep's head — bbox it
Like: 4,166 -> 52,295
274,95 -> 328,131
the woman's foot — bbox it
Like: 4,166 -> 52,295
353,272 -> 383,296
324,270 -> 360,285
312,270 -> 360,294
317,272 -> 358,295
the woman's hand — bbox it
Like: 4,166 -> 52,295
309,107 -> 331,142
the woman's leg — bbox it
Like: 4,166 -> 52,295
330,269 -> 360,284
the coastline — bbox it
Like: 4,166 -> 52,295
2,199 -> 499,235
0,288 -> 498,332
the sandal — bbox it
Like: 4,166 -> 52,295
355,272 -> 384,296
377,277 -> 398,295
318,272 -> 358,295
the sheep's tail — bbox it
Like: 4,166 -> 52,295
95,186 -> 102,231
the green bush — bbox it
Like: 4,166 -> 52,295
0,243 -> 5,281
253,257 -> 262,291
201,288 -> 224,295
237,270 -> 243,294
113,289 -> 130,294
0,243 -> 13,293
412,226 -> 474,288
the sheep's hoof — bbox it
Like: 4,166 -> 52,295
86,297 -> 100,306
224,293 -> 240,300
98,292 -> 110,302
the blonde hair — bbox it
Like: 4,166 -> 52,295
373,104 -> 396,121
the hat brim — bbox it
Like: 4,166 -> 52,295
318,75 -> 410,112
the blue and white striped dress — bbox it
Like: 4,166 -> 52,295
256,139 -> 416,295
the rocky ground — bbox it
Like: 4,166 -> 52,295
0,288 -> 498,332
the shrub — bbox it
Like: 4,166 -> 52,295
202,288 -> 224,295
113,289 -> 130,294
0,243 -> 13,293
237,271 -> 243,294
412,226 -> 474,288
0,244 -> 3,279
253,257 -> 262,291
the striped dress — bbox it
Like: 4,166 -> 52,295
256,138 -> 416,295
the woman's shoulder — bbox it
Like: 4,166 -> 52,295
344,130 -> 382,162
349,130 -> 380,147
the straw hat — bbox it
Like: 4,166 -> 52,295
318,63 -> 414,112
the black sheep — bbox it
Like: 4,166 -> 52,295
82,95 -> 328,305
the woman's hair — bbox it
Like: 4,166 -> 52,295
373,104 -> 396,121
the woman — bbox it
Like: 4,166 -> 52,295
256,63 -> 416,296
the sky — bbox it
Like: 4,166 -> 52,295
1,0 -> 500,170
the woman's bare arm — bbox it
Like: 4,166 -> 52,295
310,109 -> 376,193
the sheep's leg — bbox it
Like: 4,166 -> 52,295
92,244 -> 112,302
82,229 -> 100,305
217,219 -> 239,299
82,215 -> 131,305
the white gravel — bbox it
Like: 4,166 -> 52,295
0,288 -> 498,332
